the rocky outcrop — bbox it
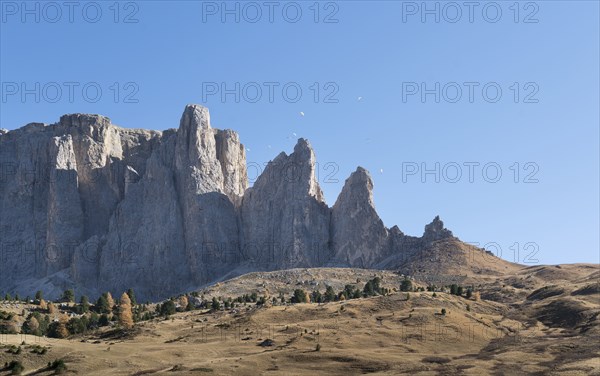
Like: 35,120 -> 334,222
240,139 -> 331,269
330,167 -> 389,268
423,215 -> 454,243
0,104 -> 456,301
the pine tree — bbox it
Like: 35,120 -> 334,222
450,284 -> 458,295
372,277 -> 382,293
118,292 -> 134,330
126,289 -> 137,305
62,289 -> 74,303
311,290 -> 322,303
80,296 -> 90,314
343,284 -> 354,300
211,297 -> 221,311
99,313 -> 110,326
159,300 -> 176,316
96,295 -> 110,314
88,312 -> 100,329
291,289 -> 308,303
186,299 -> 195,311
35,290 -> 43,302
324,285 -> 336,302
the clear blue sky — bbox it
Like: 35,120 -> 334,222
1,1 -> 598,265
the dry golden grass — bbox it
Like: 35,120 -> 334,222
1,262 -> 598,375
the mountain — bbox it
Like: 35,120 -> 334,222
0,104 -> 513,301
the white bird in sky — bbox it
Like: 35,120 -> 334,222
292,132 -> 297,137
300,112 -> 305,117
246,148 -> 251,152
379,168 -> 384,174
267,145 -> 272,149
358,96 -> 363,101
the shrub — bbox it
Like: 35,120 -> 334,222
161,300 -> 177,316
99,314 -> 110,327
7,360 -> 24,375
47,322 -> 69,339
49,359 -> 67,374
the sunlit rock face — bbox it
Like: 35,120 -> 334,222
0,105 -> 453,301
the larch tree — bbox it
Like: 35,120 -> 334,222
118,292 -> 134,329
105,292 -> 115,310
25,316 -> 40,335
178,295 -> 189,311
48,302 -> 57,314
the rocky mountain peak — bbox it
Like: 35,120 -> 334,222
179,104 -> 211,132
59,113 -> 111,128
338,166 -> 375,207
330,167 -> 388,267
0,105 -> 463,301
423,215 -> 454,242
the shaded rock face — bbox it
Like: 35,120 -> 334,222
0,104 -> 454,301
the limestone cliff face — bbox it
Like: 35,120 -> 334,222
0,104 -> 454,301
240,139 -> 331,269
330,167 -> 389,268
